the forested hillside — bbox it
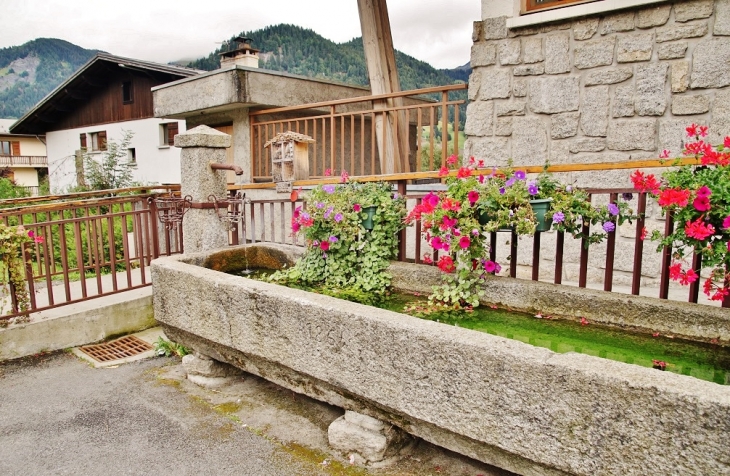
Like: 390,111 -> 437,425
0,38 -> 98,119
187,24 -> 470,90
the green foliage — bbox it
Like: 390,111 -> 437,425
0,177 -> 30,201
0,38 -> 98,119
82,130 -> 135,191
154,337 -> 189,357
0,223 -> 38,315
269,181 -> 406,303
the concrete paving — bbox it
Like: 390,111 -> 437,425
0,350 -> 512,476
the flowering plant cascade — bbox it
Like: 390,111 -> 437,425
0,223 -> 43,318
406,155 -> 502,311
271,178 -> 406,304
631,124 -> 730,301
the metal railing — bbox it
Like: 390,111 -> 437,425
0,156 -> 48,167
249,84 -> 467,180
0,186 -> 181,319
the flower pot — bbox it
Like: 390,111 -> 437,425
361,206 -> 377,230
477,210 -> 512,232
530,198 -> 553,232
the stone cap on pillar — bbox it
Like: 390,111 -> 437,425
174,125 -> 232,149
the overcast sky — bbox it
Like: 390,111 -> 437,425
1,0 -> 481,69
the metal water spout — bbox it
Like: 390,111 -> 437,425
209,162 -> 244,175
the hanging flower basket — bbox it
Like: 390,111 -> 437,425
530,198 -> 553,233
361,205 -> 377,230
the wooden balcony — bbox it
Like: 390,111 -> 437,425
0,155 -> 48,167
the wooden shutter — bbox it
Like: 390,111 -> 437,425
11,141 -> 20,156
98,131 -> 107,151
167,123 -> 178,146
80,133 -> 87,150
525,0 -> 598,13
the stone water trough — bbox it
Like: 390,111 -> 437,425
152,243 -> 730,476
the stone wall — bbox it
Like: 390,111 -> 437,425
465,0 -> 730,286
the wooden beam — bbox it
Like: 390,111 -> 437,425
357,0 -> 410,174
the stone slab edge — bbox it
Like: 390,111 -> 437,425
388,261 -> 730,344
0,293 -> 155,361
152,247 -> 730,476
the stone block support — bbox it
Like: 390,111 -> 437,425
182,353 -> 242,388
328,410 -> 409,463
175,125 -> 232,253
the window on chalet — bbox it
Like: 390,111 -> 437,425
0,141 -> 20,156
524,0 -> 599,13
122,81 -> 133,104
160,123 -> 179,147
127,148 -> 136,165
89,131 -> 107,152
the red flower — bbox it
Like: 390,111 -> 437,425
725,136 -> 730,148
640,227 -> 648,241
446,154 -> 458,165
456,166 -> 472,179
437,255 -> 456,273
459,236 -> 471,249
441,198 -> 461,212
686,124 -> 699,137
353,204 -> 361,212
442,216 -> 457,229
669,262 -> 682,280
468,190 -> 479,206
320,241 -> 330,251
423,253 -> 433,264
630,170 -> 661,194
657,188 -> 690,207
438,166 -> 449,177
684,218 -> 715,240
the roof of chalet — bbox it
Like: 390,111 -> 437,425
10,52 -> 201,135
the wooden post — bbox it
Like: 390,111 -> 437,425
357,0 -> 410,174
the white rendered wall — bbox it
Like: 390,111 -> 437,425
45,118 -> 186,192
12,168 -> 39,187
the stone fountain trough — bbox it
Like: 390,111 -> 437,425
152,243 -> 730,476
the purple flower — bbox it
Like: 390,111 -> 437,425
608,203 -> 620,216
514,170 -> 526,180
334,213 -> 343,222
622,193 -> 634,201
566,185 -> 572,193
499,187 -> 506,195
324,206 -> 334,219
527,181 -> 538,195
329,235 -> 338,243
603,221 -> 615,233
505,177 -> 516,188
316,202 -> 325,209
301,212 -> 310,220
322,185 -> 336,194
552,212 -> 565,224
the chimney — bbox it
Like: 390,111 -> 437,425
219,37 -> 260,69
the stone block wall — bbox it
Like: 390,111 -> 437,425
465,0 -> 730,287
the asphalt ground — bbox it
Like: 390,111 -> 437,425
0,351 -> 512,476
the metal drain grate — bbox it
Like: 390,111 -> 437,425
78,335 -> 154,363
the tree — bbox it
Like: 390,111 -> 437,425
83,130 -> 135,191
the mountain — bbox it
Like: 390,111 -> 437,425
0,38 -> 99,119
187,24 -> 470,91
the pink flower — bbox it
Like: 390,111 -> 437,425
724,216 -> 730,230
353,204 -> 361,212
430,236 -> 445,250
446,154 -> 458,165
424,192 -> 440,208
340,170 -> 349,183
696,186 -> 712,199
456,167 -> 472,179
459,236 -> 471,249
725,136 -> 730,148
483,260 -> 496,273
468,190 -> 479,206
442,216 -> 457,229
324,168 -> 332,176
693,196 -> 711,212
320,241 -> 330,251
438,166 -> 449,177
477,174 -> 485,184
659,149 -> 670,159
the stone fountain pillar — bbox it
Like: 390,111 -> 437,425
175,125 -> 232,253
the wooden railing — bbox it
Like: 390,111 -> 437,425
0,156 -> 48,167
0,186 -> 180,319
249,84 -> 467,180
